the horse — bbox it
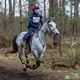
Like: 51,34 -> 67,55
11,19 -> 60,71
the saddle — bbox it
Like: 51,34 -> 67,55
23,32 -> 37,42
23,32 -> 36,52
23,33 -> 31,51
23,33 -> 28,41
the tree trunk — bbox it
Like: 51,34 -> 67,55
61,0 -> 66,37
8,0 -> 13,47
49,0 -> 58,17
44,0 -> 46,21
70,0 -> 73,45
28,0 -> 37,15
12,0 -> 15,23
19,0 -> 22,32
72,0 -> 78,39
4,0 -> 6,30
8,0 -> 12,24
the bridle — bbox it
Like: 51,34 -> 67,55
40,21 -> 57,36
36,21 -> 57,48
47,22 -> 57,33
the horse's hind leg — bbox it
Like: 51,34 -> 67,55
24,48 -> 29,67
18,47 -> 26,71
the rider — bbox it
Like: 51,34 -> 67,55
25,3 -> 43,45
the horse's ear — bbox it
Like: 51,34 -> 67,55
47,16 -> 55,23
47,17 -> 52,23
50,17 -> 55,21
47,20 -> 51,23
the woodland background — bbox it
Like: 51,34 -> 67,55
0,0 -> 80,79
0,0 -> 80,68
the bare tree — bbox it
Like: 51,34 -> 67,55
12,0 -> 15,25
8,0 -> 13,24
72,0 -> 78,39
19,0 -> 22,32
60,0 -> 66,38
49,0 -> 58,17
4,0 -> 6,30
44,0 -> 46,20
28,0 -> 37,15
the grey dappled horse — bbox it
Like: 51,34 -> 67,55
11,19 -> 60,71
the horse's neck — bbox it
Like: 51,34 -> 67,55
38,23 -> 47,46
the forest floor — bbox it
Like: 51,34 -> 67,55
0,48 -> 80,80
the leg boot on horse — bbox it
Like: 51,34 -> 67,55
19,53 -> 27,72
31,60 -> 41,70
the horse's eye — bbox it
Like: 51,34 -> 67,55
49,24 -> 52,26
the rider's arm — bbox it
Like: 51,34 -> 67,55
40,15 -> 43,25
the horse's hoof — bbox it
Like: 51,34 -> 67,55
23,68 -> 26,72
26,64 -> 30,68
22,63 -> 27,71
32,64 -> 37,70
36,61 -> 40,67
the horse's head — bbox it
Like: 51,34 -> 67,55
47,20 -> 59,36
47,19 -> 60,48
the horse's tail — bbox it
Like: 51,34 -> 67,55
12,35 -> 18,53
9,35 -> 18,53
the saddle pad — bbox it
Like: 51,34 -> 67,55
23,33 -> 28,41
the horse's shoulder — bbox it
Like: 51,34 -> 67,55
32,33 -> 38,38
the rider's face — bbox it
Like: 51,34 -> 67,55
34,9 -> 39,13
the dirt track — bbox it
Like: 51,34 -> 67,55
0,54 -> 80,80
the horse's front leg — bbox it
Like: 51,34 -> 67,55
18,47 -> 26,71
39,46 -> 46,61
31,50 -> 41,69
34,46 -> 46,69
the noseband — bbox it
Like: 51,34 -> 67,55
40,21 -> 57,35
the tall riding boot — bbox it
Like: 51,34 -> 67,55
26,36 -> 30,45
28,43 -> 31,52
26,36 -> 31,52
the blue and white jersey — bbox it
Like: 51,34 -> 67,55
33,17 -> 40,23
28,12 -> 43,28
